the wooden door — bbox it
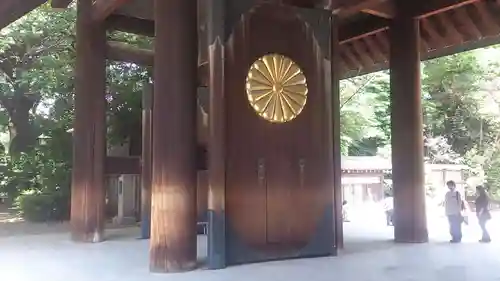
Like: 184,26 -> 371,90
224,3 -> 334,263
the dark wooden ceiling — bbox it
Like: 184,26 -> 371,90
338,0 -> 500,77
2,0 -> 500,80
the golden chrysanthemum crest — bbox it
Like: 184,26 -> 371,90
245,53 -> 308,123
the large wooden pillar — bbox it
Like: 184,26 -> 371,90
150,0 -> 198,273
140,82 -> 153,239
389,1 -> 428,243
207,0 -> 226,270
70,0 -> 107,243
330,14 -> 343,249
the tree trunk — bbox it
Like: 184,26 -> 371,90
1,95 -> 38,155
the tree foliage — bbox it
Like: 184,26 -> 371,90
0,7 -> 76,155
339,46 -> 500,197
0,7 -> 151,220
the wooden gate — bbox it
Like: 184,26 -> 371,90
219,3 -> 335,265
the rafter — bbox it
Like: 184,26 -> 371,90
341,45 -> 364,70
340,0 -> 483,43
339,52 -> 358,71
93,0 -> 132,22
50,0 -> 73,9
339,17 -> 389,43
361,2 -> 395,19
363,35 -> 386,62
106,41 -> 154,66
452,6 -> 482,40
330,0 -> 478,18
436,13 -> 463,44
418,0 -> 481,18
332,0 -> 389,18
373,31 -> 389,53
338,59 -> 349,73
471,1 -> 500,37
105,41 -> 208,87
105,14 -> 154,37
0,0 -> 46,30
351,40 -> 374,66
421,18 -> 447,49
420,37 -> 431,53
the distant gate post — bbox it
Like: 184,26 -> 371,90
150,0 -> 198,273
331,14 -> 343,250
207,0 -> 226,270
140,82 -> 153,239
389,1 -> 428,243
71,0 -> 107,243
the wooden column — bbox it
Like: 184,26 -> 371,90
389,1 -> 428,243
207,0 -> 226,270
70,0 -> 107,243
140,82 -> 153,239
150,0 -> 198,273
331,14 -> 343,249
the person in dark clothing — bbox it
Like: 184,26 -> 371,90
475,185 -> 491,243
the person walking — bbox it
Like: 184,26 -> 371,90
444,180 -> 465,243
382,193 -> 394,226
475,185 -> 492,243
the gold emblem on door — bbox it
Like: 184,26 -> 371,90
245,54 -> 308,123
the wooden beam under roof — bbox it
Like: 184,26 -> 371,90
363,35 -> 387,62
361,2 -> 395,18
50,0 -> 73,9
417,0 -> 481,18
93,0 -> 132,22
470,1 -> 500,37
106,41 -> 154,66
106,41 -> 209,87
106,14 -> 154,36
343,30 -> 500,78
339,16 -> 389,43
436,12 -> 464,45
331,0 -> 390,17
339,0 -> 485,43
0,0 -> 46,29
104,0 -> 493,51
421,17 -> 447,49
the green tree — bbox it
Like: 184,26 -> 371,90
0,7 -> 75,155
422,53 -> 490,156
0,6 -> 152,220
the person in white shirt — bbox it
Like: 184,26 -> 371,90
444,180 -> 465,243
382,192 -> 394,226
342,200 -> 350,222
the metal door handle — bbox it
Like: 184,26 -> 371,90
258,158 -> 266,182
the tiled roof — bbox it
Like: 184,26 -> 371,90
341,156 -> 391,172
341,156 -> 470,172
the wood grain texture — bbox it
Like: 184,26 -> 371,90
93,0 -> 132,22
225,3 -> 333,256
331,15 -> 343,250
141,83 -> 153,239
197,171 -> 208,219
105,156 -> 140,175
206,0 -> 228,269
207,0 -> 226,230
150,0 -> 198,273
0,0 -> 46,30
390,1 -> 428,243
71,0 -> 107,243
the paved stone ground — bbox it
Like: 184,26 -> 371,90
1,210 -> 500,281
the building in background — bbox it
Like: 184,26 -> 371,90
341,156 -> 469,209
